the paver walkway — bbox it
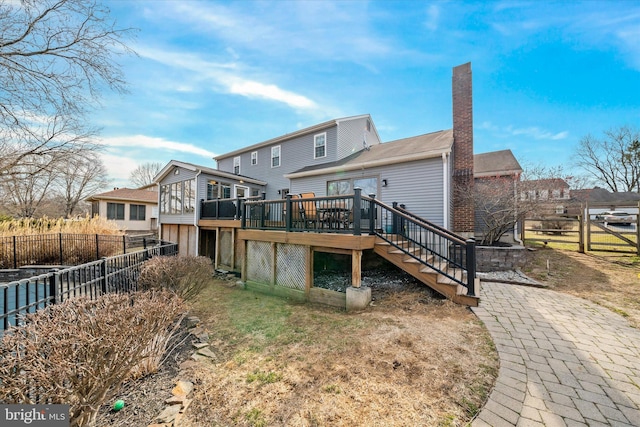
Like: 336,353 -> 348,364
471,282 -> 640,427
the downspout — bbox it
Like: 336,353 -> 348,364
194,169 -> 202,256
442,152 -> 449,229
513,174 -> 524,245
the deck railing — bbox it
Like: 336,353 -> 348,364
0,241 -> 178,331
201,189 -> 475,295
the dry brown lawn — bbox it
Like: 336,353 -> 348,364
178,280 -> 498,427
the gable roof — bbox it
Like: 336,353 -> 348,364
522,178 -> 570,188
285,129 -> 454,179
474,149 -> 522,178
85,187 -> 158,203
154,160 -> 267,186
571,187 -> 640,204
214,114 -> 380,161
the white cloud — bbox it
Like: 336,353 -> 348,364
101,153 -> 140,183
424,5 -> 440,31
227,80 -> 317,109
136,46 -> 317,111
481,122 -> 568,141
99,135 -> 216,158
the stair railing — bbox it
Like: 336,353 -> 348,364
366,197 -> 476,296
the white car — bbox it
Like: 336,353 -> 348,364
596,211 -> 634,226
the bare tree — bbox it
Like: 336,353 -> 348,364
129,162 -> 163,188
0,0 -> 134,178
55,152 -> 110,218
574,126 -> 640,193
1,154 -> 60,218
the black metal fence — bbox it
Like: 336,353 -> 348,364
0,241 -> 178,331
0,233 -> 160,269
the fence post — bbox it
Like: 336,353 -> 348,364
578,215 -> 585,253
353,188 -> 362,236
59,233 -> 64,265
585,202 -> 591,252
13,235 -> 17,269
122,235 -> 126,255
100,257 -> 108,295
95,234 -> 100,260
49,269 -> 59,306
637,201 -> 640,256
465,238 -> 476,296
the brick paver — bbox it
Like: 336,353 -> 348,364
471,282 -> 640,426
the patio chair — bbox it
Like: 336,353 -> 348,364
298,192 -> 320,229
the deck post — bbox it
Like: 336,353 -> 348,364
285,194 -> 292,231
465,238 -> 476,296
368,194 -> 376,235
353,188 -> 362,236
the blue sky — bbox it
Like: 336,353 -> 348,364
98,0 -> 640,187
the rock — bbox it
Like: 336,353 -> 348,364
186,316 -> 200,328
190,327 -> 204,336
192,342 -> 209,349
196,347 -> 216,359
156,404 -> 181,423
180,398 -> 192,413
172,380 -> 194,397
190,353 -> 210,362
165,395 -> 186,405
197,332 -> 209,342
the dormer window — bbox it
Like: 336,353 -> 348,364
314,133 -> 326,159
233,156 -> 240,174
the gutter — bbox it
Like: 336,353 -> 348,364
285,149 -> 451,179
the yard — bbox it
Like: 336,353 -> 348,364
97,246 -> 640,427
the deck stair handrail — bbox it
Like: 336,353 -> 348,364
368,197 -> 476,297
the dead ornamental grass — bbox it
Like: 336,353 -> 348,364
0,215 -> 123,237
182,283 -> 498,427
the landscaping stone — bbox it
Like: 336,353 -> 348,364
192,342 -> 209,349
156,404 -> 181,424
186,316 -> 200,328
196,347 -> 216,359
172,380 -> 194,397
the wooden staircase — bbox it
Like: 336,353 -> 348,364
374,236 -> 480,307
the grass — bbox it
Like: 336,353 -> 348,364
181,281 -> 498,426
0,215 -> 123,237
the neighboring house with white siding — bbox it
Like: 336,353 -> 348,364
86,186 -> 158,233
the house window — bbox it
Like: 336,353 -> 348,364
233,156 -> 241,174
251,151 -> 258,165
271,146 -> 281,168
107,203 -> 124,220
221,182 -> 231,199
314,133 -> 326,159
171,182 -> 183,214
130,204 -> 146,221
184,179 -> 196,212
160,185 -> 169,213
539,190 -> 549,200
552,189 -> 561,199
206,180 -> 218,200
354,177 -> 378,197
327,179 -> 351,196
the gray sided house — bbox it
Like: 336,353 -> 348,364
151,63 -> 510,307
155,160 -> 266,256
214,115 -> 382,201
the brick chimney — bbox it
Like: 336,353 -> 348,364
452,62 -> 474,236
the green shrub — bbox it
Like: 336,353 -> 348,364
138,255 -> 214,301
0,291 -> 184,427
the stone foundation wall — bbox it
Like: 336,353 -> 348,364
476,245 -> 528,272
